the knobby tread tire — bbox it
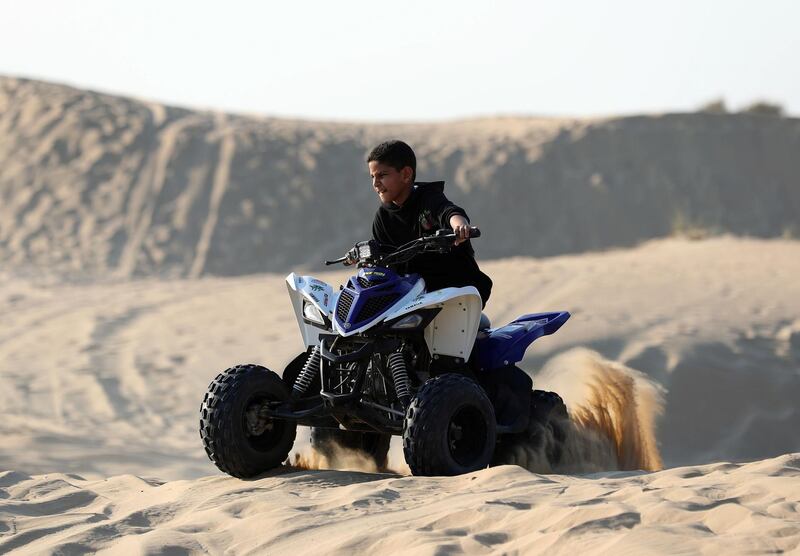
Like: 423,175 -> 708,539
493,389 -> 569,467
199,364 -> 297,479
532,389 -> 569,463
403,373 -> 497,476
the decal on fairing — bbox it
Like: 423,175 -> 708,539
285,272 -> 336,346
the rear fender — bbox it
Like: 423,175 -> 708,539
286,273 -> 337,346
476,311 -> 570,371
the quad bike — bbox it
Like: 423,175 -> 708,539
200,229 -> 571,478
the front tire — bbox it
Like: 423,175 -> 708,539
200,364 -> 297,478
403,374 -> 497,476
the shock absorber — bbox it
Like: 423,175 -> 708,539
293,345 -> 321,397
387,351 -> 411,407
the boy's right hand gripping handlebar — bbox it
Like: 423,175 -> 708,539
433,226 -> 481,239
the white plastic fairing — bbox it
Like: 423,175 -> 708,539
383,285 -> 482,359
424,289 -> 482,360
285,273 -> 337,346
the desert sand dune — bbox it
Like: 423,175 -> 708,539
2,76 -> 800,280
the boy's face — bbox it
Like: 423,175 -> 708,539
369,160 -> 413,206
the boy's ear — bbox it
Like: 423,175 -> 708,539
401,166 -> 414,184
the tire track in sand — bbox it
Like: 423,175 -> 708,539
189,114 -> 235,278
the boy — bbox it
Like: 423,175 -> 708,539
366,140 -> 492,307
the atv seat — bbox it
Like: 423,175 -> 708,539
477,313 -> 492,340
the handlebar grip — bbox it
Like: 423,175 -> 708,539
469,226 -> 481,238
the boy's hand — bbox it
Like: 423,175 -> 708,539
450,215 -> 472,246
344,246 -> 358,266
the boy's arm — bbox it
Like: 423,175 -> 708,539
371,211 -> 395,255
371,217 -> 383,243
427,192 -> 474,246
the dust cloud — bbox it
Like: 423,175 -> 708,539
291,444 -> 382,474
518,348 -> 665,473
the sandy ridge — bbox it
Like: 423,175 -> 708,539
2,75 -> 800,280
1,455 -> 798,555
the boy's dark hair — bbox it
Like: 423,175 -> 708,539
367,140 -> 416,182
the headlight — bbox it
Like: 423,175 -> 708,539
303,301 -> 325,325
390,313 -> 424,330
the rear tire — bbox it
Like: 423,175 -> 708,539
310,427 -> 391,470
530,390 -> 569,464
403,373 -> 497,476
493,389 -> 569,467
200,364 -> 297,478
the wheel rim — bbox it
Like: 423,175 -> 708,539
242,394 -> 286,452
447,405 -> 488,467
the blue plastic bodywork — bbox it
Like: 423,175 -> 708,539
476,311 -> 570,371
334,266 -> 420,330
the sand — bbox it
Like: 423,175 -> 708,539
1,237 -> 799,553
2,75 -> 800,554
2,455 -> 799,555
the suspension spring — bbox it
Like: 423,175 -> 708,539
387,351 -> 411,406
293,345 -> 321,396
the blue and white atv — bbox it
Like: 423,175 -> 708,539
200,229 -> 571,477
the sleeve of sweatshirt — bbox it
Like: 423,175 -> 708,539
372,210 -> 386,243
426,190 -> 469,229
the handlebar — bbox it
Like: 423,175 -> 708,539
324,256 -> 348,266
325,227 -> 481,267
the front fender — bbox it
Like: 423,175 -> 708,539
286,273 -> 337,346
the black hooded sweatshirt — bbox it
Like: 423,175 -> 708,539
371,181 -> 492,306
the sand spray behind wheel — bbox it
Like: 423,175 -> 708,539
522,347 -> 665,473
291,347 -> 664,475
290,427 -> 409,474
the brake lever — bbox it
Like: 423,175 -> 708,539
325,256 -> 347,266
